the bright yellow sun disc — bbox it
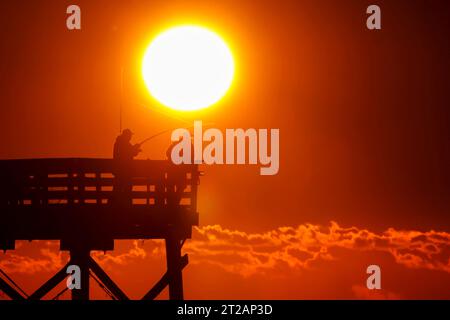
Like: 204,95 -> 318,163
142,26 -> 235,111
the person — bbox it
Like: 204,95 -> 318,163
112,129 -> 141,206
165,138 -> 196,207
113,129 -> 142,161
165,137 -> 195,164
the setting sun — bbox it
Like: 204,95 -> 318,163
142,26 -> 235,111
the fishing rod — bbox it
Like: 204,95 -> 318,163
137,122 -> 216,147
118,90 -> 215,147
137,128 -> 174,146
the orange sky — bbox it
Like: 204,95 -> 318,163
0,0 -> 449,299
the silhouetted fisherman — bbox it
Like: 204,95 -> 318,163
113,129 -> 142,206
113,129 -> 142,161
165,139 -> 195,206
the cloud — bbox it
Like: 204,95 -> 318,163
0,241 -> 64,274
1,222 -> 449,279
182,222 -> 450,277
92,240 -> 147,267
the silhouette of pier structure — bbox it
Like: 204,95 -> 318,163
0,158 -> 200,300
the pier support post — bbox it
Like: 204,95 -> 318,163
165,235 -> 184,300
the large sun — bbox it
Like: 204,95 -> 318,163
142,26 -> 235,111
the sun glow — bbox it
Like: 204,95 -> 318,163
142,26 -> 235,111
